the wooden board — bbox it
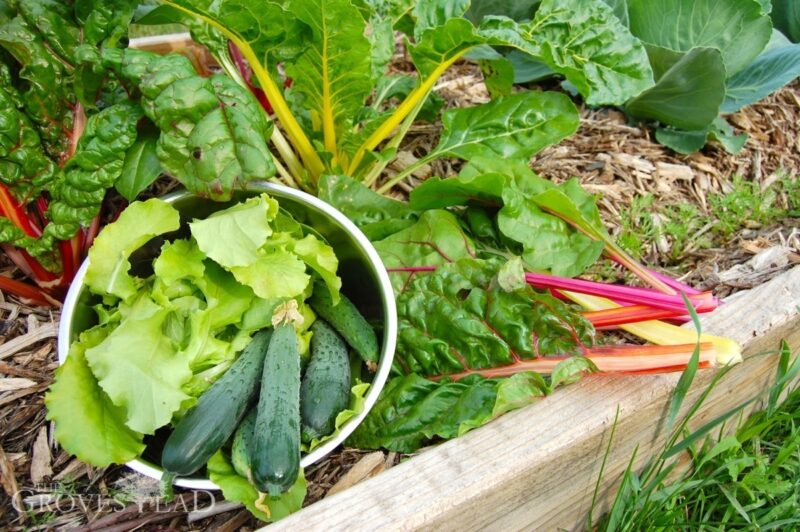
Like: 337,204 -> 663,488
266,265 -> 800,531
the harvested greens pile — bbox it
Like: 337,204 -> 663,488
46,194 -> 378,519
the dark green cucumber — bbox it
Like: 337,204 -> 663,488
231,409 -> 257,481
251,323 -> 301,497
308,281 -> 378,367
301,320 -> 351,442
161,330 -> 271,477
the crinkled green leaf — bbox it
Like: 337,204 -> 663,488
0,14 -> 73,155
103,49 -> 275,200
115,133 -> 163,201
208,452 -> 306,522
347,374 -> 500,452
0,218 -> 59,271
722,42 -> 800,113
85,198 -> 180,301
478,0 -> 653,105
190,194 -> 278,268
626,47 -> 727,131
373,210 -> 477,292
0,80 -> 55,201
45,325 -> 145,467
45,101 -> 143,241
85,305 -> 193,434
628,0 -> 772,76
428,91 -> 579,162
395,259 -> 594,377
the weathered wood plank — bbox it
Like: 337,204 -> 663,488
268,266 -> 800,531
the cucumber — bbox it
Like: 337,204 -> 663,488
231,409 -> 257,481
160,330 -> 271,478
251,323 -> 301,496
308,281 -> 378,367
301,320 -> 351,442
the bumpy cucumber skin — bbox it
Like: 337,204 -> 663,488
251,324 -> 301,497
161,330 -> 272,476
308,283 -> 378,366
301,320 -> 351,442
231,409 -> 256,481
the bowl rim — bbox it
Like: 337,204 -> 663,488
57,182 -> 397,490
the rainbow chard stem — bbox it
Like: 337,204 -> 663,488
428,343 -> 717,381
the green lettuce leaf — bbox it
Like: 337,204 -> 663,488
190,194 -> 279,268
291,233 -> 341,303
230,248 -> 311,300
208,452 -> 306,523
85,198 -> 180,301
84,304 -> 193,434
45,325 -> 145,467
395,258 -> 594,377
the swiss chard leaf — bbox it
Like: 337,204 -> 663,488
395,258 -> 594,377
103,49 -> 276,200
373,210 -> 476,292
115,132 -> 163,201
427,91 -> 579,162
44,101 -> 143,241
285,0 -> 373,155
347,374 -> 501,452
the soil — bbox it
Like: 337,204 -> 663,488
0,54 -> 798,531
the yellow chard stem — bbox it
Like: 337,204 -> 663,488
347,54 -> 464,175
564,291 -> 743,366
